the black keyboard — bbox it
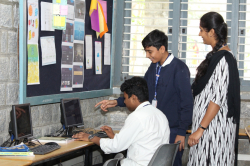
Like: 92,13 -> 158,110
30,144 -> 61,155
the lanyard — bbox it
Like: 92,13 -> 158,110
143,104 -> 150,107
154,53 -> 171,100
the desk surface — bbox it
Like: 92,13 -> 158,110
0,159 -> 32,166
0,141 -> 94,165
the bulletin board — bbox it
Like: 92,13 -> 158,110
19,0 -> 114,105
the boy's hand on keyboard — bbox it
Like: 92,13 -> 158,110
100,126 -> 115,139
72,132 -> 90,141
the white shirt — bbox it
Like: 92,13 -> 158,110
100,101 -> 170,166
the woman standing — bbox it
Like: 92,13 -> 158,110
188,12 -> 240,165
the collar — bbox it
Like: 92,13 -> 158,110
134,101 -> 151,112
157,53 -> 174,67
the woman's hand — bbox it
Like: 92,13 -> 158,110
188,128 -> 204,147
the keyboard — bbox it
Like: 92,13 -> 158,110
30,144 -> 61,155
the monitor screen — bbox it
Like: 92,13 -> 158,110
10,103 -> 33,140
61,98 -> 84,127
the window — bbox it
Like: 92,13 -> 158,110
238,0 -> 250,80
116,0 -> 250,90
122,0 -> 173,76
179,0 -> 231,77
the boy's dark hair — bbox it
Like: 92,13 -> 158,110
120,77 -> 149,102
142,29 -> 168,51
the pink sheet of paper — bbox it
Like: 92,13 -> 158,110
98,0 -> 107,23
91,5 -> 100,32
60,5 -> 68,15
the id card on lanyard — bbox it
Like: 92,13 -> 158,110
152,53 -> 171,107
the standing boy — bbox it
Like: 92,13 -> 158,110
95,29 -> 193,166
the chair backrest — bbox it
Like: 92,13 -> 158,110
147,141 -> 180,166
114,153 -> 124,160
103,158 -> 119,166
246,125 -> 250,138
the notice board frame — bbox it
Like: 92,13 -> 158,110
19,0 -> 114,106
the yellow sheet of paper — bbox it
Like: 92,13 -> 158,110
56,0 -> 61,3
61,17 -> 66,26
89,0 -> 98,16
54,16 -> 61,26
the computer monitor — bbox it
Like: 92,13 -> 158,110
9,103 -> 33,144
60,98 -> 84,137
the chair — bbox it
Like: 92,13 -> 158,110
103,158 -> 119,166
114,153 -> 124,160
245,125 -> 250,138
148,141 -> 181,166
103,153 -> 124,166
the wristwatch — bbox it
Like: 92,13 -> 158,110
88,134 -> 95,141
199,124 -> 207,130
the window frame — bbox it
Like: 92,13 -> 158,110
113,0 -> 250,94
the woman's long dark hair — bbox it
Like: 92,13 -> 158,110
194,12 -> 228,84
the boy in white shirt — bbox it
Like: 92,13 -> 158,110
73,77 -> 170,166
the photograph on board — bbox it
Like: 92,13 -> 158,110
61,68 -> 73,91
75,0 -> 85,20
62,21 -> 74,43
74,21 -> 85,41
61,45 -> 73,65
73,65 -> 84,88
67,0 -> 74,6
74,43 -> 84,62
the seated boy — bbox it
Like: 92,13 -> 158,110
73,77 -> 170,166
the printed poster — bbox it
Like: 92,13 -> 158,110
104,33 -> 111,65
74,21 -> 85,41
95,41 -> 102,74
85,35 -> 93,69
27,44 -> 40,85
40,36 -> 56,66
60,66 -> 73,91
62,20 -> 74,43
74,42 -> 84,63
41,2 -> 54,31
27,0 -> 39,43
61,44 -> 74,65
73,65 -> 84,88
75,0 -> 85,20
67,0 -> 75,20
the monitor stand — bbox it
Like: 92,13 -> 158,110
61,127 -> 74,137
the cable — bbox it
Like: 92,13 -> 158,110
32,137 -> 42,145
55,126 -> 63,133
55,129 -> 65,137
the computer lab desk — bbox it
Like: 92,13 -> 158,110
0,159 -> 32,166
0,140 -> 97,166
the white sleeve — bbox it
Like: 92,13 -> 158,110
100,114 -> 143,154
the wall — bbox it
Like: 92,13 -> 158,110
0,0 -> 249,165
0,0 -> 19,143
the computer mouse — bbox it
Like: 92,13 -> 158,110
97,131 -> 106,134
45,142 -> 59,146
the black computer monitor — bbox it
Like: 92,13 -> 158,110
9,103 -> 33,144
60,98 -> 84,137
